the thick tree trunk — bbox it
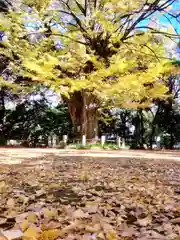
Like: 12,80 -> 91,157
150,123 -> 155,149
66,91 -> 98,140
167,101 -> 174,149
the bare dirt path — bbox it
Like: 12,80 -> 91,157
0,148 -> 180,165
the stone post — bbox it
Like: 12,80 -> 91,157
122,138 -> 126,148
48,135 -> 52,147
82,135 -> 86,146
101,135 -> 106,146
63,135 -> 68,145
52,135 -> 57,148
116,136 -> 121,148
156,136 -> 161,149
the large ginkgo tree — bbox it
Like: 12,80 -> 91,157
0,0 -> 179,139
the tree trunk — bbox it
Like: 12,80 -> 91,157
139,109 -> 145,148
0,87 -> 7,145
150,123 -> 156,149
66,91 -> 98,140
133,109 -> 145,149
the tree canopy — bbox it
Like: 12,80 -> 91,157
1,0 -> 179,105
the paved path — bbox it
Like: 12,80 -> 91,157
0,148 -> 180,164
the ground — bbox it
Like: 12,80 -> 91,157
0,149 -> 180,240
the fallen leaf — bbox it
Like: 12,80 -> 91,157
48,183 -> 60,189
85,223 -> 101,233
85,203 -> 98,214
35,190 -> 45,197
171,217 -> 180,224
97,232 -> 105,239
80,172 -> 89,181
27,213 -> 37,224
15,213 -> 29,224
7,199 -> 15,209
137,216 -> 152,227
39,229 -> 59,240
0,181 -> 7,193
116,216 -> 123,226
72,209 -> 89,219
20,220 -> 29,232
58,220 -> 80,237
0,218 -> 7,226
150,230 -> 165,239
43,208 -> 57,219
106,231 -> 118,240
24,227 -> 39,240
18,195 -> 29,205
0,229 -> 23,240
7,211 -> 17,219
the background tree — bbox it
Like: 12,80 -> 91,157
148,61 -> 180,149
0,87 -> 72,146
8,100 -> 71,146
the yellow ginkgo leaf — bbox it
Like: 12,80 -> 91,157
0,181 -> 7,193
23,226 -> 39,240
43,208 -> 57,219
27,213 -> 37,224
20,220 -> 29,232
39,229 -> 59,240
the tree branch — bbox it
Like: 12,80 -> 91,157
135,26 -> 180,38
120,0 -> 179,41
22,31 -> 87,45
143,44 -> 161,62
58,0 -> 87,33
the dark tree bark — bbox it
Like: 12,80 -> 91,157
139,109 -> 145,147
0,0 -> 11,12
66,91 -> 98,140
133,109 -> 145,148
0,87 -> 7,145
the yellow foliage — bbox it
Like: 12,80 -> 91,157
0,0 -> 178,108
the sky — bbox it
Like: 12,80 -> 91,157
156,2 -> 180,58
139,1 -> 180,32
137,1 -> 180,58
160,4 -> 180,34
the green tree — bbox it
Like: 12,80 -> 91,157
149,72 -> 180,149
3,94 -> 71,146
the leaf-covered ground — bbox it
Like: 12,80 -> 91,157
0,151 -> 180,240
